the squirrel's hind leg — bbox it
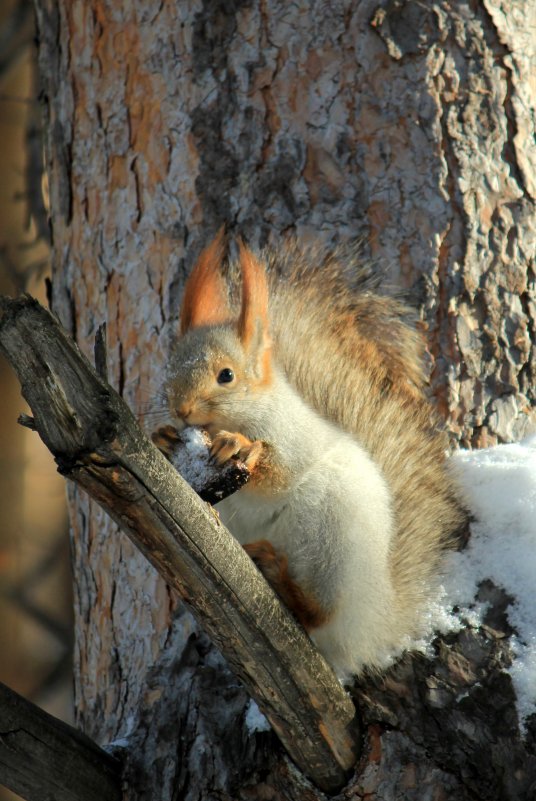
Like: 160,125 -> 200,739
244,540 -> 330,631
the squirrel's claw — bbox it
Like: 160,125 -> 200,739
152,425 -> 181,459
210,430 -> 263,470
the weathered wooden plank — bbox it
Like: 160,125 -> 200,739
0,681 -> 121,801
0,294 -> 360,794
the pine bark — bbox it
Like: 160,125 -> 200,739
32,1 -> 535,799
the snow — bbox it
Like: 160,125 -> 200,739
429,434 -> 536,727
169,427 -> 218,492
103,737 -> 130,753
244,699 -> 271,734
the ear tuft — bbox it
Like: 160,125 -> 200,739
238,241 -> 272,382
180,227 -> 230,333
237,241 -> 270,348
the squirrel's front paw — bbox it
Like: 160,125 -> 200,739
210,430 -> 264,470
152,425 -> 181,459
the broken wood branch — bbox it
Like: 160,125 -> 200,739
0,294 -> 360,794
0,680 -> 122,801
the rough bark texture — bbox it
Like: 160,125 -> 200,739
31,0 -> 536,799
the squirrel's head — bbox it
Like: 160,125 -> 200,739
167,231 -> 272,434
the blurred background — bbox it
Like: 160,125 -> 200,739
0,1 -> 73,798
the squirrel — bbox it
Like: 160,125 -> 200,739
156,229 -> 468,679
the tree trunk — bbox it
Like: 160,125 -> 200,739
32,0 -> 535,799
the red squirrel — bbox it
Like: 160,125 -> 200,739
157,231 -> 467,678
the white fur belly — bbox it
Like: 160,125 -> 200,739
216,437 -> 403,676
216,489 -> 295,549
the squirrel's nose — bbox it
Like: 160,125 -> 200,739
177,403 -> 192,420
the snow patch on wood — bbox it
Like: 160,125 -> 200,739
427,437 -> 536,727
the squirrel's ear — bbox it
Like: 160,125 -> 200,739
237,241 -> 272,376
180,228 -> 230,334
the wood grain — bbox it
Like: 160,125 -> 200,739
0,681 -> 121,801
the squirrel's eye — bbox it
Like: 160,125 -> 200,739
217,368 -> 235,384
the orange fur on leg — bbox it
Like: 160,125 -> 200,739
244,539 -> 330,631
